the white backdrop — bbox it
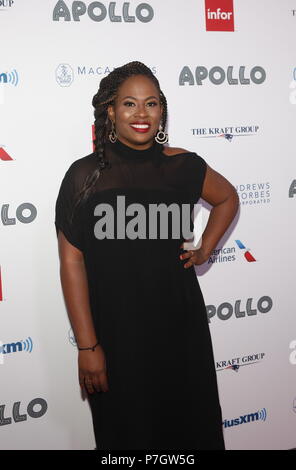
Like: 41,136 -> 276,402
0,0 -> 295,450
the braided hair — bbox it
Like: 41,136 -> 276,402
73,61 -> 168,212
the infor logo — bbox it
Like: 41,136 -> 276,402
205,0 -> 235,32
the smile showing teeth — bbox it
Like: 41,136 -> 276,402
130,124 -> 150,129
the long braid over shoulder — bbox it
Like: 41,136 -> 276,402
72,61 -> 168,213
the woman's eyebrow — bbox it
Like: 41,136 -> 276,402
121,95 -> 159,101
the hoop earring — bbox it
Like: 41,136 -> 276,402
155,124 -> 168,144
109,121 -> 117,143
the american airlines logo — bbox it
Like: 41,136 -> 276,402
0,146 -> 13,161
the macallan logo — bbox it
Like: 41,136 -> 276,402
205,0 -> 235,32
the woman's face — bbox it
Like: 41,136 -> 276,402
108,74 -> 163,150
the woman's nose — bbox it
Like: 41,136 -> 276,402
135,103 -> 148,117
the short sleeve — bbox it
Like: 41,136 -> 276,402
55,163 -> 85,251
184,152 -> 208,201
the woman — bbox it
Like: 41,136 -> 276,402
55,61 -> 239,450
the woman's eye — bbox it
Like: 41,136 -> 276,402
123,101 -> 135,106
147,101 -> 158,107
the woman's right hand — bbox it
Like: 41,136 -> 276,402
78,344 -> 109,398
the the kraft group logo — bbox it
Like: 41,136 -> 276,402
179,65 -> 266,86
223,408 -> 267,428
53,1 -> 154,23
205,0 -> 235,32
191,125 -> 259,141
206,295 -> 273,323
0,0 -> 14,10
216,352 -> 265,372
0,146 -> 13,161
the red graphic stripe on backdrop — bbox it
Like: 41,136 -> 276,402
0,148 -> 13,161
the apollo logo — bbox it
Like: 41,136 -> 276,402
179,66 -> 266,86
289,180 -> 296,198
207,295 -> 273,323
205,0 -> 234,31
1,203 -> 37,225
53,1 -> 154,23
0,398 -> 48,426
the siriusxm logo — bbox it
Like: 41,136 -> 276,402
223,408 -> 267,428
207,295 -> 273,323
179,66 -> 266,86
191,125 -> 259,141
0,69 -> 19,86
53,1 -> 154,23
0,338 -> 33,363
216,353 -> 265,372
1,203 -> 37,225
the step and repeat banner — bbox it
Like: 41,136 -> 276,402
1,0 -> 295,450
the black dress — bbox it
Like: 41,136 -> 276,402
55,138 -> 225,450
